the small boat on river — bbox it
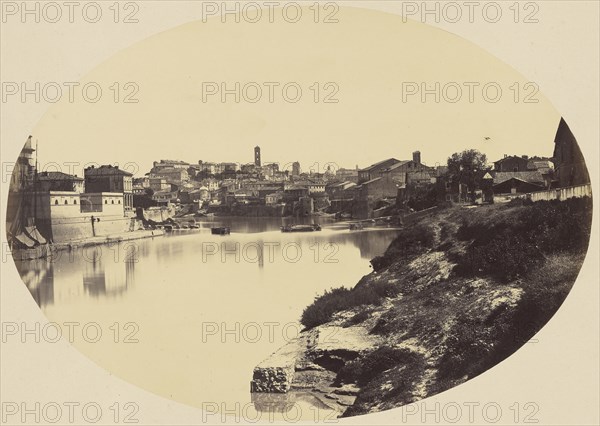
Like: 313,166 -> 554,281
280,224 -> 322,233
349,222 -> 364,230
211,227 -> 230,235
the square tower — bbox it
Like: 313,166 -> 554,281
254,146 -> 261,167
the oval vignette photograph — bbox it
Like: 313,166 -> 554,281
3,4 -> 596,423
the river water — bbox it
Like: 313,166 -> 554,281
15,217 -> 399,420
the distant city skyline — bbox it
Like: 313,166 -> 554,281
23,138 -> 559,179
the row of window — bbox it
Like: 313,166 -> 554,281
53,198 -> 121,205
54,199 -> 78,205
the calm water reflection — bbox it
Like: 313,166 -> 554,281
15,217 -> 399,419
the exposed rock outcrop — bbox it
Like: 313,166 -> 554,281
250,325 -> 380,413
251,199 -> 592,418
250,338 -> 302,393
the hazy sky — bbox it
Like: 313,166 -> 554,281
31,7 -> 560,177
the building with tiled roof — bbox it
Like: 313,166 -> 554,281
492,170 -> 545,185
358,158 -> 400,183
84,165 -> 133,212
37,171 -> 84,193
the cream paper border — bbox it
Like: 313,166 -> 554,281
1,1 -> 598,424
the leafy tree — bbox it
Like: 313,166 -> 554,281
405,184 -> 438,211
447,149 -> 488,194
447,149 -> 487,176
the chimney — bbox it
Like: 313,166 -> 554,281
413,151 -> 421,164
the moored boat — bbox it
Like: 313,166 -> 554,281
280,224 -> 321,233
211,227 -> 230,235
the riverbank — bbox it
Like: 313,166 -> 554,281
250,197 -> 593,417
12,229 -> 165,261
56,229 -> 165,249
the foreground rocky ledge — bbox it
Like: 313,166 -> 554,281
251,326 -> 377,412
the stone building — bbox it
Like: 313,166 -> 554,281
152,159 -> 190,170
493,155 -> 530,172
336,167 -> 359,183
149,167 -> 189,186
84,165 -> 134,213
37,171 -> 85,193
379,152 -> 435,188
358,158 -> 400,183
291,162 -> 301,177
33,191 -> 131,243
493,178 -> 544,195
149,177 -> 171,192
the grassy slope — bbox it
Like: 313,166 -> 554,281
300,197 -> 592,417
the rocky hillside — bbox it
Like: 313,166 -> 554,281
251,197 -> 592,417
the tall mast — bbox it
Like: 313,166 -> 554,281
33,139 -> 38,222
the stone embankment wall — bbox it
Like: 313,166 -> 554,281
140,206 -> 176,222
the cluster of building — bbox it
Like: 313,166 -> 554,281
129,119 -> 590,219
127,147 -> 447,218
7,141 -> 138,245
130,146 -> 337,215
131,119 -> 589,218
436,154 -> 554,204
7,118 -> 591,248
438,119 -> 591,204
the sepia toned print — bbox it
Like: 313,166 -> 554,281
2,4 -> 596,423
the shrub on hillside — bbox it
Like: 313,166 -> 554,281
525,198 -> 592,253
433,252 -> 585,394
505,252 -> 583,347
371,224 -> 436,272
405,185 -> 438,212
300,280 -> 401,329
335,347 -> 423,386
454,197 -> 592,281
456,233 -> 544,281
